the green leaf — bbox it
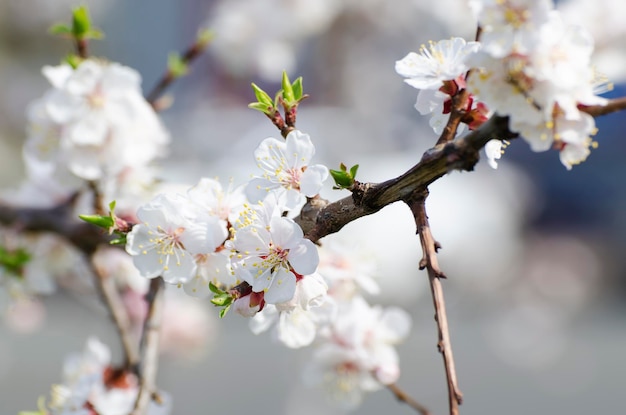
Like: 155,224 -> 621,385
109,237 -> 127,246
196,29 -> 214,47
208,281 -> 223,295
167,53 -> 188,78
329,169 -> 353,189
0,246 -> 31,277
211,294 -> 232,307
49,23 -> 72,36
281,71 -> 295,103
64,54 -> 82,69
108,200 -> 117,212
250,83 -> 273,107
72,6 -> 91,37
79,214 -> 114,229
84,29 -> 104,40
292,77 -> 303,101
349,164 -> 359,179
219,304 -> 232,318
273,89 -> 284,109
248,102 -> 273,115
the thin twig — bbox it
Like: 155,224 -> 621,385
581,96 -> 626,117
146,37 -> 212,108
405,189 -> 462,415
387,383 -> 433,415
132,277 -> 165,415
89,259 -> 140,370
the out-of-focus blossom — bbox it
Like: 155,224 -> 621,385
304,296 -> 411,409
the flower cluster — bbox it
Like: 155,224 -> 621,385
302,240 -> 411,408
125,178 -> 241,293
42,337 -> 170,415
395,37 -> 499,165
19,59 -> 169,210
395,37 -> 482,136
467,0 -> 609,169
120,127 -> 411,406
395,0 -> 610,170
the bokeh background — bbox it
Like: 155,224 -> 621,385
1,0 -> 625,414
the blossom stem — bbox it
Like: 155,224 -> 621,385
436,88 -> 471,145
75,37 -> 88,59
89,259 -> 140,370
405,189 -> 462,415
386,383 -> 433,415
132,277 -> 165,415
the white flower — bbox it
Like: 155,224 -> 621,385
187,177 -> 247,225
469,0 -> 553,57
126,193 -> 227,284
395,37 -> 480,90
46,337 -> 171,415
25,59 -> 169,184
317,239 -> 379,301
182,251 -> 235,298
304,296 -> 412,408
485,139 -> 504,169
229,205 -> 319,304
555,112 -> 597,170
246,130 -> 328,210
249,273 -> 336,348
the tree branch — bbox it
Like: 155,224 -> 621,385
0,197 -> 110,255
301,114 -> 515,242
132,277 -> 165,415
404,189 -> 462,415
387,383 -> 433,415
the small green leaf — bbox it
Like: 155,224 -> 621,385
349,164 -> 359,179
167,53 -> 188,78
109,236 -> 127,246
108,200 -> 117,212
292,77 -> 303,101
281,71 -> 295,103
72,6 -> 91,37
84,29 -> 104,40
196,29 -> 214,47
64,54 -> 82,69
0,246 -> 31,277
79,214 -> 113,229
251,83 -> 273,107
273,89 -> 284,108
219,304 -> 232,318
79,214 -> 114,229
49,23 -> 72,36
248,102 -> 273,115
329,169 -> 353,189
208,281 -> 223,295
211,294 -> 233,307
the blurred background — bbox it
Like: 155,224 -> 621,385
1,0 -> 625,414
